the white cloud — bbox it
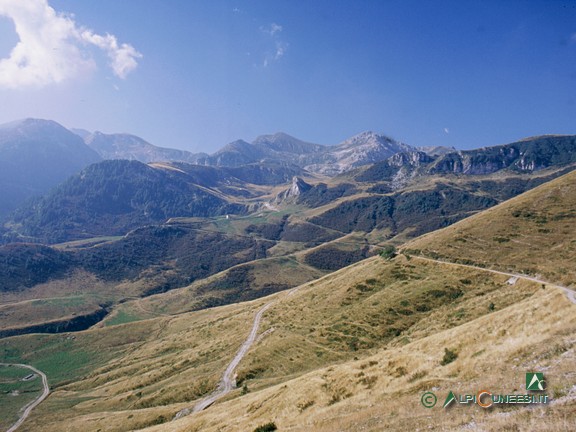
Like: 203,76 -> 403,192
260,22 -> 287,67
0,0 -> 141,89
444,128 -> 450,134
80,30 -> 142,79
571,32 -> 576,43
270,23 -> 282,36
275,41 -> 287,59
261,23 -> 282,36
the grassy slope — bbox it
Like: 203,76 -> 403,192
102,254 -> 326,322
139,169 -> 576,432
1,170 -> 575,431
146,288 -> 575,432
0,271 -> 122,332
404,169 -> 576,286
0,365 -> 44,431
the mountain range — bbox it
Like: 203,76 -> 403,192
85,128 -> 418,175
1,116 -> 576,432
0,119 -> 425,217
1,118 -> 576,322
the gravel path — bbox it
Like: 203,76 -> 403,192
0,363 -> 49,432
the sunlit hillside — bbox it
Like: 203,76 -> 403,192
405,169 -> 576,286
1,168 -> 574,432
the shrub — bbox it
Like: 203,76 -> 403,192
379,245 -> 397,260
407,370 -> 428,383
359,375 -> 378,388
441,348 -> 458,365
297,400 -> 315,412
254,422 -> 277,432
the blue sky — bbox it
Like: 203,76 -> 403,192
0,0 -> 575,153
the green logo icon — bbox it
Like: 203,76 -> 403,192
421,391 -> 437,408
526,373 -> 545,391
443,390 -> 456,408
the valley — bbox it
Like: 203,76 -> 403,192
0,120 -> 575,431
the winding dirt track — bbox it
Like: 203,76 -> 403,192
412,255 -> 576,305
172,255 -> 575,421
0,363 -> 49,432
174,300 -> 276,420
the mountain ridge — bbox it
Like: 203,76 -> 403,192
0,118 -> 102,217
85,131 -> 206,164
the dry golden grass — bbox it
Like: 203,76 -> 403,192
4,253 -> 553,432
105,254 -> 325,321
138,286 -> 575,432
237,255 -> 539,385
14,295 -> 285,432
3,169 -> 576,432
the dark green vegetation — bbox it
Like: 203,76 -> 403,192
298,182 -> 358,207
0,243 -> 72,291
440,348 -> 458,365
7,160 -> 244,243
4,159 -> 313,244
0,223 -> 274,294
309,184 -> 497,237
253,422 -> 277,432
304,244 -> 370,271
379,245 -> 397,260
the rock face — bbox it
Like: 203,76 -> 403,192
302,131 -> 414,175
329,131 -> 412,164
428,135 -> 576,175
416,145 -> 456,156
353,151 -> 433,187
275,176 -> 312,203
0,307 -> 110,338
387,151 -> 433,168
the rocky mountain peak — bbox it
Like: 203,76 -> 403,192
274,176 -> 312,204
289,176 -> 312,196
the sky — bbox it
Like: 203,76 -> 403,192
0,0 -> 575,153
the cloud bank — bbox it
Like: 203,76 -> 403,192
0,0 -> 142,89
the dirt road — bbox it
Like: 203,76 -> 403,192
0,363 -> 49,432
174,300 -> 275,419
412,255 -> 576,305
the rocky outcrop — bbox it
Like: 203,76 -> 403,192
428,136 -> 576,175
275,176 -> 312,203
